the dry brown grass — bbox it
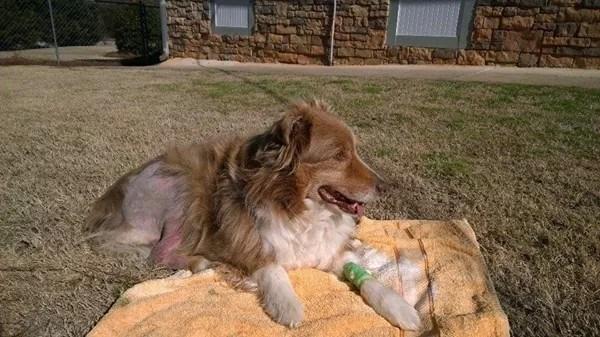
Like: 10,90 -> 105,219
0,65 -> 599,337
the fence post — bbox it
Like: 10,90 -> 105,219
47,0 -> 60,65
329,0 -> 337,66
159,0 -> 169,60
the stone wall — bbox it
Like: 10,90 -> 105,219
472,0 -> 600,68
167,0 -> 600,68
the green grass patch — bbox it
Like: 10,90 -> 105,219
424,153 -> 472,178
348,96 -> 380,110
374,146 -> 397,159
361,83 -> 385,94
154,83 -> 180,92
198,80 -> 259,98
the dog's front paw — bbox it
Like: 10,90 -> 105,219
361,279 -> 422,330
262,292 -> 304,328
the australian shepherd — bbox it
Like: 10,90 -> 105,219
86,99 -> 420,330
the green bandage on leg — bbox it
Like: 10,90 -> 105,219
343,262 -> 373,288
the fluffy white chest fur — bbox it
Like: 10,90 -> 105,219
257,199 -> 356,270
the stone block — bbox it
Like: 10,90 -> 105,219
347,57 -> 365,65
583,47 -> 600,56
365,58 -> 385,65
556,46 -> 585,55
517,8 -> 540,16
543,37 -> 591,47
574,57 -> 600,68
579,23 -> 600,38
558,8 -> 600,22
539,54 -> 574,67
521,0 -> 547,7
274,2 -> 288,16
541,6 -> 560,14
310,45 -> 325,55
477,6 -> 504,17
369,18 -> 387,29
337,47 -> 355,57
492,30 -> 543,52
503,7 -> 518,16
457,50 -> 486,65
296,45 -> 311,54
311,35 -> 324,45
556,23 -> 578,36
407,47 -> 432,61
483,17 -> 501,29
518,53 -> 539,66
433,58 -> 457,65
348,5 -> 369,17
290,34 -> 306,44
432,48 -> 458,59
297,54 -> 310,65
583,0 -> 600,8
335,32 -> 350,40
535,13 -> 557,23
268,34 -> 284,44
533,22 -> 557,30
501,16 -> 535,30
486,51 -> 520,63
276,25 -> 297,35
290,17 -> 306,26
277,52 -> 298,63
254,34 -> 267,43
355,49 -> 373,58
351,34 -> 368,41
472,29 -> 493,43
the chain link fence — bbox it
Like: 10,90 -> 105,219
0,0 -> 165,65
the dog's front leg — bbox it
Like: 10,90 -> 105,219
253,264 -> 304,328
329,240 -> 422,331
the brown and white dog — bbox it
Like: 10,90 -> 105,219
86,100 -> 421,330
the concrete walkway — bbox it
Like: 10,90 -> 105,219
159,58 -> 600,89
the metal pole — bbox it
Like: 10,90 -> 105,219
47,0 -> 60,65
159,0 -> 169,61
329,0 -> 337,66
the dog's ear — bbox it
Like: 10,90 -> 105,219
252,105 -> 312,172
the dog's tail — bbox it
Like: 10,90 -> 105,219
84,176 -> 151,258
84,160 -> 164,258
84,177 -> 126,236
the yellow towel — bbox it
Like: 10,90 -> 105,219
87,218 -> 510,337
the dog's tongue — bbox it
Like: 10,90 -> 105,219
351,202 -> 365,218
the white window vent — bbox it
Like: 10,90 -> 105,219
212,0 -> 253,36
388,0 -> 476,48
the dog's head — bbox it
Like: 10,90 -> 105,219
247,100 -> 382,218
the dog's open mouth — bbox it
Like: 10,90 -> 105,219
318,186 -> 365,217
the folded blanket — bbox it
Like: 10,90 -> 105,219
88,218 -> 510,337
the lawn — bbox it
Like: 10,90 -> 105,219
1,65 -> 599,337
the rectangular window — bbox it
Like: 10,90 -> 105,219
211,0 -> 253,36
387,0 -> 475,49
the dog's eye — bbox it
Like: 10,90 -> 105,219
334,150 -> 347,161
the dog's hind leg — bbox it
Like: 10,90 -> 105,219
86,160 -> 180,259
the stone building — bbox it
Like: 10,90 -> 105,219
166,0 -> 600,68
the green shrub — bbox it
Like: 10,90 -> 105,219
98,4 -> 161,56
